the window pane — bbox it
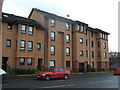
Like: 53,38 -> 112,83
37,43 -> 41,50
21,25 -> 26,34
80,51 -> 83,56
80,38 -> 83,43
66,35 -> 70,43
28,41 -> 33,51
51,32 -> 55,40
28,58 -> 32,65
51,46 -> 55,55
8,23 -> 12,30
66,48 -> 70,56
50,60 -> 55,67
81,25 -> 84,32
66,61 -> 70,67
20,58 -> 25,65
20,40 -> 25,51
78,25 -> 80,31
29,26 -> 33,35
66,23 -> 70,30
6,40 -> 11,47
51,19 -> 55,26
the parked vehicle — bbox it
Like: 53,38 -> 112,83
0,68 -> 7,80
37,68 -> 70,80
113,68 -> 120,75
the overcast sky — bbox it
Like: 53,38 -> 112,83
2,0 -> 119,52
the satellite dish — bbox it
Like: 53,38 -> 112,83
67,14 -> 70,17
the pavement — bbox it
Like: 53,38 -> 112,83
8,71 -> 113,77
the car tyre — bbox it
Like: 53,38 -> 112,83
45,75 -> 50,81
64,74 -> 69,80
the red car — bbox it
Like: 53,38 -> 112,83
37,68 -> 70,80
113,68 -> 120,75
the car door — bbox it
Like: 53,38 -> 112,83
51,69 -> 59,79
59,69 -> 65,78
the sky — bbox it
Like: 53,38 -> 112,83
2,0 -> 119,52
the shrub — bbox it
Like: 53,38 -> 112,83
10,68 -> 36,74
87,64 -> 97,72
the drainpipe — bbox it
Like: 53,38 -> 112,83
0,0 -> 4,69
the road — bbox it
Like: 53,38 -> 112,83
1,73 -> 119,90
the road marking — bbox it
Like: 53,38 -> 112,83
41,84 -> 74,88
56,80 -> 65,82
88,80 -> 113,84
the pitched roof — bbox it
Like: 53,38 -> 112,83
29,8 -> 75,24
29,8 -> 110,35
2,12 -> 47,30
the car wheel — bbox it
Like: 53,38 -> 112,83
64,74 -> 69,80
45,75 -> 50,81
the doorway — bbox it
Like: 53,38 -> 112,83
79,63 -> 84,72
2,57 -> 8,71
38,58 -> 42,71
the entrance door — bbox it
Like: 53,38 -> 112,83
2,57 -> 8,71
38,58 -> 42,71
79,63 -> 84,72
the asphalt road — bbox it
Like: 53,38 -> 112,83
1,73 -> 119,89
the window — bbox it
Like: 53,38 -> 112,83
59,68 -> 65,72
20,40 -> 25,51
20,58 -> 25,65
21,25 -> 26,34
81,25 -> 84,32
86,30 -> 87,35
98,52 -> 100,58
66,61 -> 70,67
50,60 -> 55,67
100,33 -> 103,38
6,39 -> 11,47
51,19 -> 55,27
80,51 -> 83,56
8,23 -> 12,30
66,34 -> 70,43
53,69 -> 59,72
91,41 -> 94,48
28,41 -> 33,51
28,58 -> 32,65
51,46 -> 55,55
92,51 -> 94,58
103,42 -> 106,49
66,48 -> 70,56
86,50 -> 88,57
104,52 -> 107,58
37,43 -> 41,50
98,62 -> 101,67
66,23 -> 70,30
51,32 -> 55,41
98,41 -> 100,48
78,24 -> 80,31
92,61 -> 94,67
104,62 -> 107,67
29,26 -> 33,35
91,31 -> 93,37
86,39 -> 88,46
80,38 -> 83,43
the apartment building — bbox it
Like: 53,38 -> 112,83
29,8 -> 110,72
1,8 -> 110,72
2,13 -> 46,71
29,8 -> 73,71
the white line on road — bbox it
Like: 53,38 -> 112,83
56,80 -> 65,82
88,80 -> 113,84
41,84 -> 74,88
